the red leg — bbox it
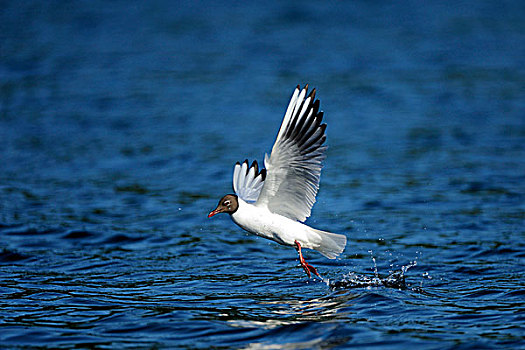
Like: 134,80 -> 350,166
294,240 -> 321,279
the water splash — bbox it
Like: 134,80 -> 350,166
329,255 -> 418,290
369,250 -> 379,279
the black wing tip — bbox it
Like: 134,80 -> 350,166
307,88 -> 317,101
285,84 -> 325,144
285,84 -> 315,139
251,160 -> 259,174
312,99 -> 320,111
252,159 -> 266,180
296,84 -> 311,93
239,159 -> 266,179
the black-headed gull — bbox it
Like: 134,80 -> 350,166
208,85 -> 346,278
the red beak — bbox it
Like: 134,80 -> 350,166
208,209 -> 220,218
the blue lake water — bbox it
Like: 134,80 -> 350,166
1,1 -> 524,348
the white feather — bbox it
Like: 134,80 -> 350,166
275,86 -> 300,145
256,85 -> 326,222
232,161 -> 265,203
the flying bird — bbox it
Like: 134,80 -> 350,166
208,85 -> 346,278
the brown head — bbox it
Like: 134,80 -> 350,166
208,194 -> 239,218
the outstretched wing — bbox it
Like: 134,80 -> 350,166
255,85 -> 327,222
232,159 -> 266,203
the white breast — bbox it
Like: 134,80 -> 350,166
231,198 -> 315,248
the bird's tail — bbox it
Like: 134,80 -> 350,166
310,228 -> 347,259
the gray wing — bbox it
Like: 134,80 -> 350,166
255,85 -> 327,222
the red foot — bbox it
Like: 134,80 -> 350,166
294,240 -> 321,279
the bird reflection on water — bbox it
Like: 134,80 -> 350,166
227,291 -> 359,329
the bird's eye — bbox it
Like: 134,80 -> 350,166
224,200 -> 230,206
